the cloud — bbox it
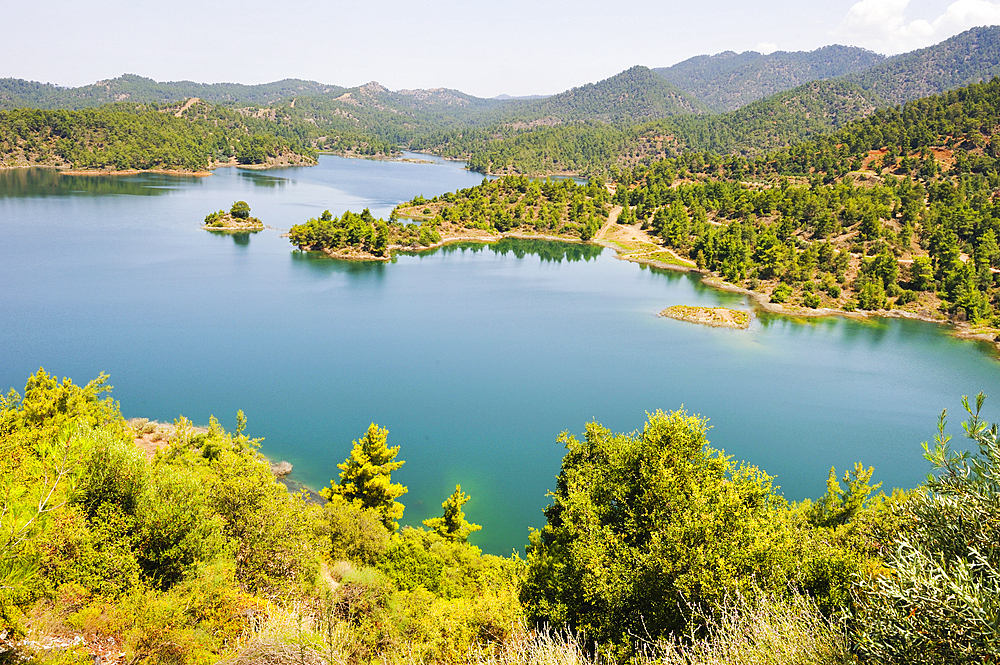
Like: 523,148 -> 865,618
756,42 -> 779,54
835,0 -> 1000,53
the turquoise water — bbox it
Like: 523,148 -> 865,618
2,156 -> 999,555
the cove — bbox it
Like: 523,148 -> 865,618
2,156 -> 999,555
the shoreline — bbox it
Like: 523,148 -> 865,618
3,155 -> 317,178
62,168 -> 214,177
619,249 -> 1000,352
301,227 -> 587,262
294,211 -> 998,353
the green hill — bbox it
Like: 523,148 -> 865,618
0,99 -> 316,171
451,26 -> 1000,175
655,45 -> 884,112
517,66 -> 707,123
848,24 -> 1000,105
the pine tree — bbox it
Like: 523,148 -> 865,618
423,485 -> 481,542
321,424 -> 406,531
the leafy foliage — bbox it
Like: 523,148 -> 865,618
853,393 -> 1000,663
423,485 -> 482,543
521,410 -> 874,657
321,424 -> 407,531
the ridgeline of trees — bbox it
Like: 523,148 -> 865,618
0,100 -> 316,171
3,369 -> 998,663
0,74 -> 345,110
653,45 -> 885,113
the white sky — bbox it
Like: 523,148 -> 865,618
2,0 -> 998,97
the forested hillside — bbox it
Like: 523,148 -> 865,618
0,100 -> 316,171
514,66 -> 706,123
3,27 -> 1000,175
611,76 -> 1000,327
438,26 -> 1000,175
654,45 -> 884,112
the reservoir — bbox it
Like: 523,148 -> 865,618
2,155 -> 998,555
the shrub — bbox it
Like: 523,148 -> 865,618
522,411 -> 800,656
854,394 -> 1000,663
770,283 -> 792,303
322,498 -> 390,565
230,201 -> 251,219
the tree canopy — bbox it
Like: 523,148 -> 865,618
423,485 -> 482,543
321,423 -> 407,531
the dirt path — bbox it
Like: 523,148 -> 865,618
593,205 -> 622,240
174,97 -> 200,117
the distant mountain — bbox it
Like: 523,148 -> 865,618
645,25 -> 1000,157
0,74 -> 344,109
654,45 -> 884,112
519,66 -> 707,124
846,24 -> 1000,105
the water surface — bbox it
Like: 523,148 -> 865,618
2,157 -> 998,554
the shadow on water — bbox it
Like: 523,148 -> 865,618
238,170 -> 287,188
0,168 -> 193,198
289,250 -> 389,279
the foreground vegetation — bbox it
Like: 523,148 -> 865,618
2,369 -> 998,664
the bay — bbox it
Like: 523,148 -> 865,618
2,155 -> 998,555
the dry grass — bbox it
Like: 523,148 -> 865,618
218,592 -> 846,665
469,630 -> 597,665
654,593 -> 849,665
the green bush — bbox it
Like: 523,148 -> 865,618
770,283 -> 792,303
230,201 -> 251,219
522,411 -> 802,656
322,498 -> 390,565
854,394 -> 1000,663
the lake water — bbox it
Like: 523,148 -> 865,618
2,155 -> 999,555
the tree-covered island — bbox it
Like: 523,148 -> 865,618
202,201 -> 264,232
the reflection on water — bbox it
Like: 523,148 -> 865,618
238,170 -> 288,189
404,237 -> 605,263
205,230 -> 258,246
0,167 -> 197,198
491,237 -> 603,262
289,249 -> 390,278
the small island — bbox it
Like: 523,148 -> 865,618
202,200 -> 264,232
659,305 -> 752,329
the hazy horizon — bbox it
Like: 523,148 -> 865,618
3,0 -> 1000,98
